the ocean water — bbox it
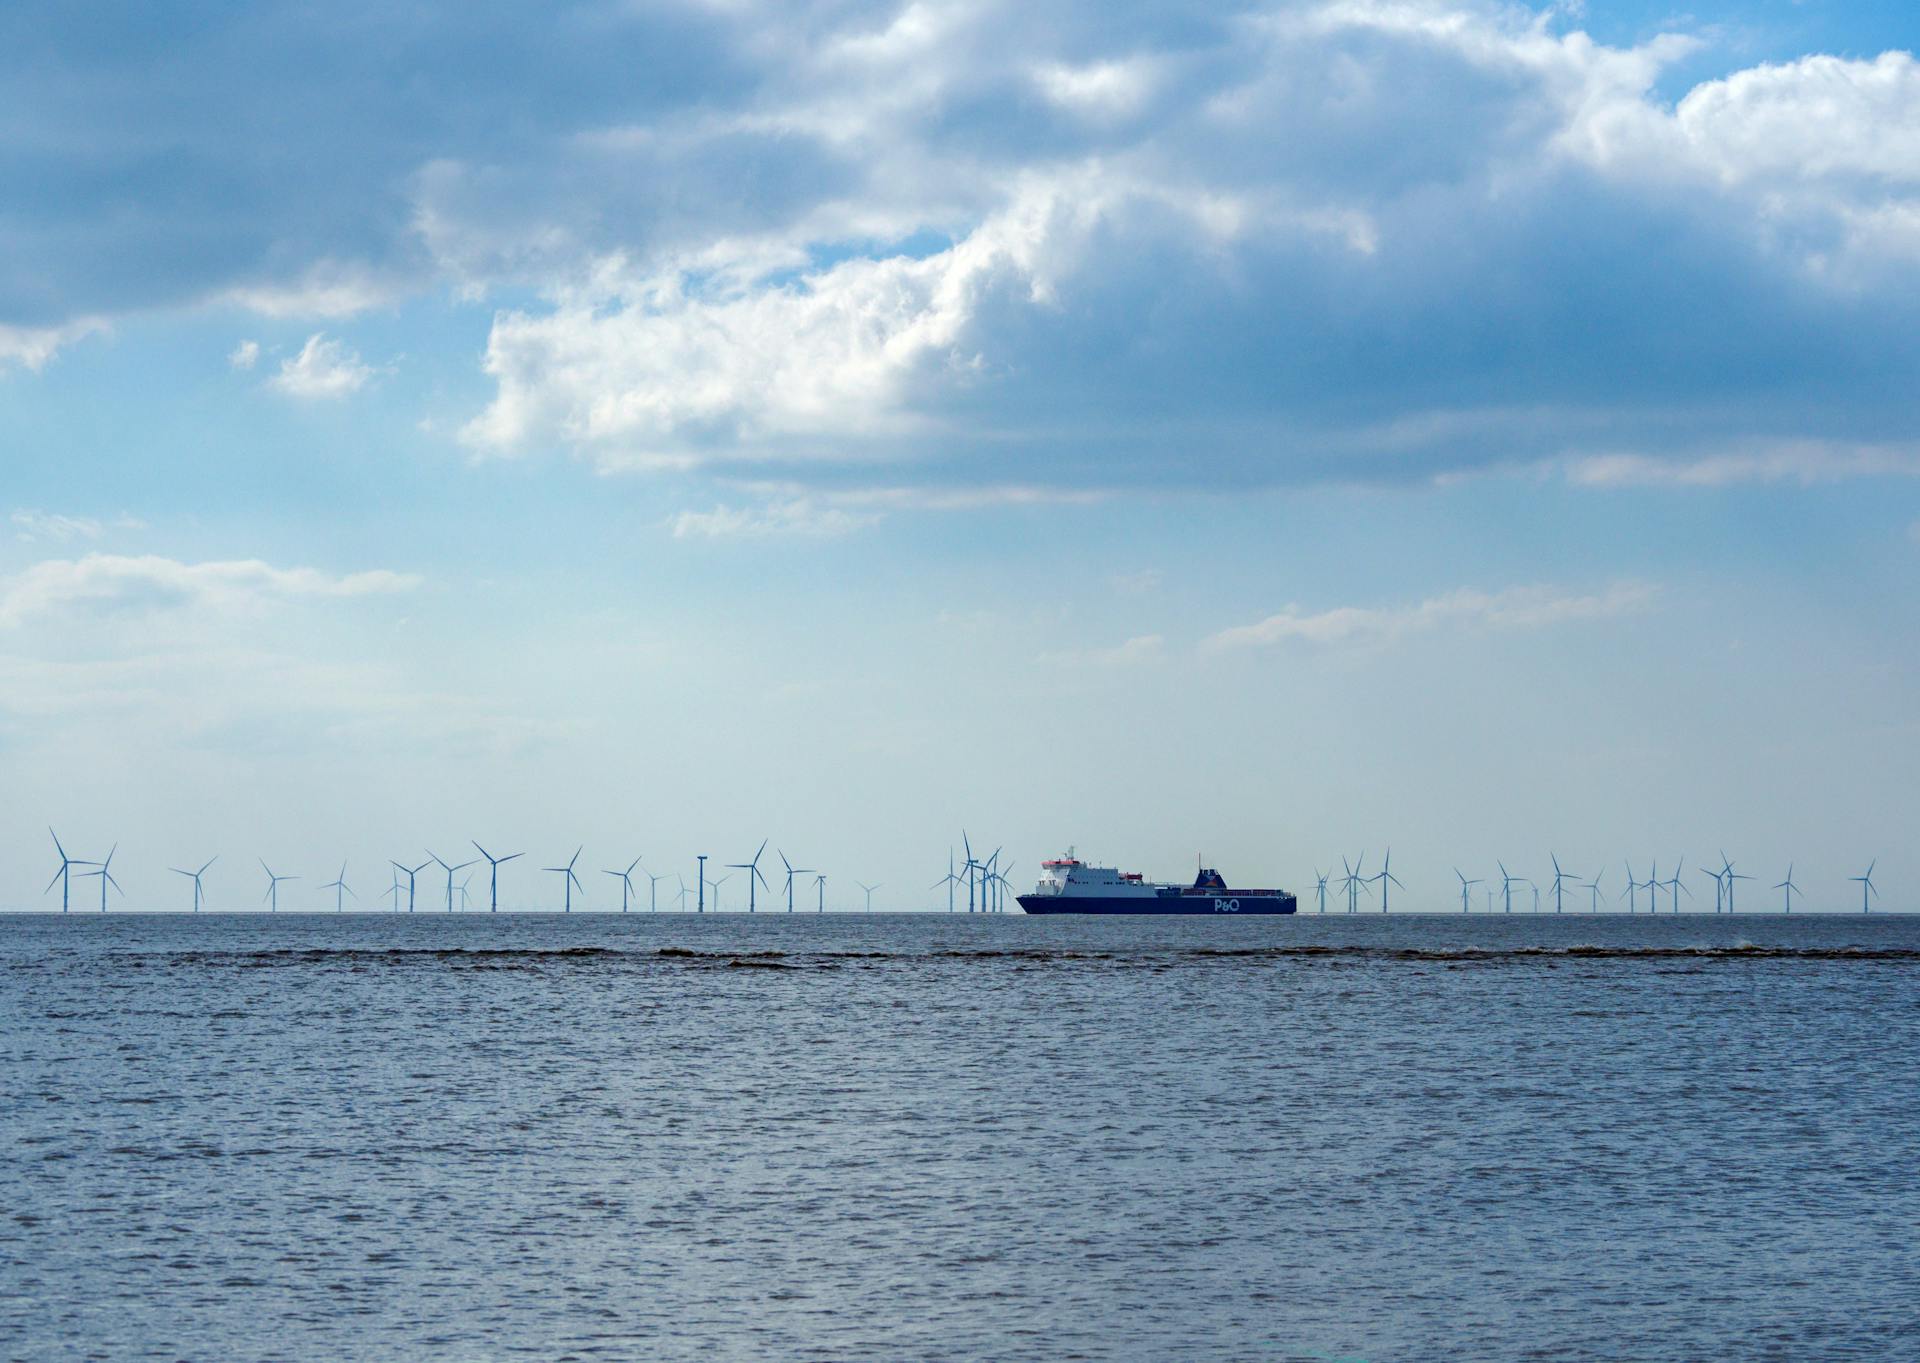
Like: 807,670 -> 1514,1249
3,911 -> 1916,1362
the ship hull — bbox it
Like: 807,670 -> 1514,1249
1017,893 -> 1297,915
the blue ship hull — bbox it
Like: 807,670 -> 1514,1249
1017,892 -> 1297,915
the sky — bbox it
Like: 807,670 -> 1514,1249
3,0 -> 1918,912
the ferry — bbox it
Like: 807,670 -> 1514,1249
1016,851 -> 1298,915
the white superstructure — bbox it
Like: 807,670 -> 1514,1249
1030,850 -> 1161,899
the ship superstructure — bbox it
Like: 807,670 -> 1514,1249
1017,851 -> 1297,915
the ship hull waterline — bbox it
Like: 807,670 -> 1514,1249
1017,895 -> 1298,915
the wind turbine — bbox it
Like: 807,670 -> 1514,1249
1774,864 -> 1800,914
428,851 -> 477,912
815,872 -> 828,912
172,856 -> 217,912
931,849 -> 962,913
1454,868 -> 1481,914
708,871 -> 732,912
1547,855 -> 1578,914
696,854 -> 707,912
391,859 -> 429,913
1665,860 -> 1692,913
994,864 -> 1018,912
322,861 -> 355,912
544,846 -> 584,912
1622,860 -> 1638,914
260,859 -> 297,912
674,874 -> 692,911
961,831 -> 980,913
1582,868 -> 1605,913
457,871 -> 475,912
727,839 -> 770,912
1498,862 -> 1524,914
1700,865 -> 1727,913
604,857 -> 641,912
857,881 -> 880,911
1717,853 -> 1753,913
383,867 -> 403,911
1641,860 -> 1661,915
641,867 -> 667,912
1340,855 -> 1369,913
1314,868 -> 1330,914
45,829 -> 96,913
1850,860 -> 1878,913
83,845 -> 123,912
471,842 -> 523,913
1370,849 -> 1403,913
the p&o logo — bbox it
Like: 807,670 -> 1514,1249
1212,898 -> 1240,912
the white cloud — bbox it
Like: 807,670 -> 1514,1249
1208,582 -> 1654,650
0,318 -> 107,372
221,260 -> 401,319
1033,57 -> 1159,120
1566,443 -> 1920,487
0,554 -> 419,628
1045,633 -> 1167,667
669,498 -> 877,539
9,510 -> 146,543
228,339 -> 261,371
269,333 -> 375,400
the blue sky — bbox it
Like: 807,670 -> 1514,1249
4,0 -> 1918,911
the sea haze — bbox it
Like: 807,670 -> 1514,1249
4,913 -> 1916,1361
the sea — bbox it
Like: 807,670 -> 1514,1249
3,910 -> 1916,1362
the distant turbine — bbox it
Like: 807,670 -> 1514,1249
930,847 -> 962,913
673,875 -> 692,911
696,855 -> 708,913
428,851 -> 478,912
1454,868 -> 1481,914
1341,854 -> 1369,914
82,844 -> 123,913
544,846 -> 584,912
643,868 -> 668,912
391,859 -> 430,913
383,867 -> 403,911
1314,868 -> 1331,914
815,872 -> 828,913
603,857 -> 641,912
1774,863 -> 1800,914
857,880 -> 881,911
171,855 -> 217,912
1582,868 -> 1605,913
322,861 -> 355,912
1622,860 -> 1638,914
45,828 -> 97,913
1497,861 -> 1524,915
1850,860 -> 1878,914
1547,855 -> 1579,914
1717,853 -> 1754,913
260,858 -> 297,912
727,839 -> 770,913
1369,849 -> 1403,914
457,871 -> 475,912
1700,865 -> 1727,914
471,842 -> 524,913
1665,858 -> 1691,913
708,871 -> 732,912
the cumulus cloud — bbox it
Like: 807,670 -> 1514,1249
0,318 -> 106,371
228,339 -> 261,371
0,554 -> 419,628
1208,582 -> 1654,650
269,333 -> 374,399
669,498 -> 877,539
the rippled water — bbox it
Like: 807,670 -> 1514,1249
5,912 -> 1917,1361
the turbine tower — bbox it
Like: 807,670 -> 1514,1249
931,849 -> 962,913
83,845 -> 123,912
857,881 -> 881,911
1850,860 -> 1878,913
696,854 -> 707,912
45,828 -> 96,913
1621,860 -> 1638,914
428,851 -> 478,912
1340,855 -> 1369,913
544,846 -> 584,912
1454,868 -> 1481,914
1664,859 -> 1691,913
322,861 -> 355,912
815,872 -> 827,912
1774,864 -> 1800,914
1700,864 -> 1727,914
1314,868 -> 1331,914
1582,868 -> 1605,913
1498,862 -> 1523,914
1717,853 -> 1754,913
171,855 -> 217,912
727,839 -> 770,912
260,859 -> 297,912
708,871 -> 731,912
471,842 -> 524,913
391,859 -> 429,913
1547,855 -> 1578,914
603,857 -> 641,912
1369,849 -> 1403,913
644,868 -> 667,912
